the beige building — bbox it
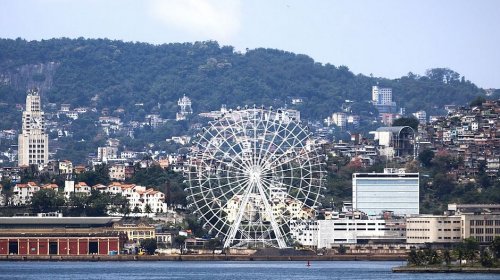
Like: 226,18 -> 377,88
113,221 -> 156,244
406,215 -> 462,244
18,88 -> 49,168
407,204 -> 500,244
461,213 -> 500,243
109,164 -> 126,181
58,160 -> 74,174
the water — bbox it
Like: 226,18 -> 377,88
0,261 -> 497,280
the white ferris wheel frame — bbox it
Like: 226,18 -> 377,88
186,107 -> 325,248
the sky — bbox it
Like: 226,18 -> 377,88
1,0 -> 499,88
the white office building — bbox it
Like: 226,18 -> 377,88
352,170 -> 419,216
18,88 -> 49,168
331,112 -> 347,128
372,86 -> 393,105
412,110 -> 427,124
290,219 -> 406,248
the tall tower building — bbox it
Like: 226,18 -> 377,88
372,86 -> 393,105
18,88 -> 49,168
176,94 -> 193,121
372,86 -> 397,113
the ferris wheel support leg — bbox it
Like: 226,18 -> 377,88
255,181 -> 287,249
223,185 -> 254,248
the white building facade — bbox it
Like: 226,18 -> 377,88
18,88 -> 49,168
372,86 -> 393,105
352,171 -> 419,216
290,219 -> 405,248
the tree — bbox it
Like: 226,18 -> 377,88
454,242 -> 465,266
463,237 -> 479,265
480,248 -> 494,267
65,193 -> 88,216
418,149 -> 435,168
140,238 -> 157,255
110,194 -> 130,216
491,236 -> 500,260
337,244 -> 346,255
174,235 -> 187,249
443,249 -> 451,266
77,164 -> 110,186
392,117 -> 419,131
207,238 -> 222,254
85,190 -> 111,216
470,96 -> 486,107
425,68 -> 460,84
144,203 -> 152,214
30,189 -> 64,213
408,249 -> 421,266
426,248 -> 441,265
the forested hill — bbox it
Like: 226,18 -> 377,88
0,38 -> 487,125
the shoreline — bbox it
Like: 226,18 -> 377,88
392,266 -> 500,273
0,254 -> 406,262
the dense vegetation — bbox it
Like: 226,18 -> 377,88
407,237 -> 500,268
0,38 -> 489,131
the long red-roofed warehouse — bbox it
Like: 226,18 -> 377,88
0,216 -> 126,256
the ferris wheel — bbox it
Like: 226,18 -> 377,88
186,107 -> 325,248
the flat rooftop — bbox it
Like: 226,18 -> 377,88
0,217 -> 122,226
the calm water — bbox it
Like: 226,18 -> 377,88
0,261 -> 497,280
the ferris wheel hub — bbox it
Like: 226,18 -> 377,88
247,165 -> 263,183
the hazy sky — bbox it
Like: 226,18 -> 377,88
1,0 -> 499,88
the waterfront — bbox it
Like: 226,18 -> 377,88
0,261 -> 498,280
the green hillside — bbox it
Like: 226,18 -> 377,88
0,38 -> 487,129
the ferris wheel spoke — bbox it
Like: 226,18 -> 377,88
256,121 -> 292,168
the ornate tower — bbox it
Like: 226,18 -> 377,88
176,95 -> 193,121
18,88 -> 49,168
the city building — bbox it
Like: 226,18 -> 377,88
11,182 -> 40,206
224,191 -> 314,224
18,88 -> 49,168
97,146 -> 118,163
109,164 -> 126,181
372,86 -> 393,105
407,204 -> 500,244
352,169 -> 419,216
331,112 -> 347,129
372,86 -> 397,113
371,126 -> 415,158
96,182 -> 168,215
63,181 -> 91,199
0,217 -> 125,256
290,218 -> 406,248
412,110 -> 427,124
112,220 -> 156,244
406,215 -> 462,244
176,95 -> 193,121
58,160 -> 74,175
